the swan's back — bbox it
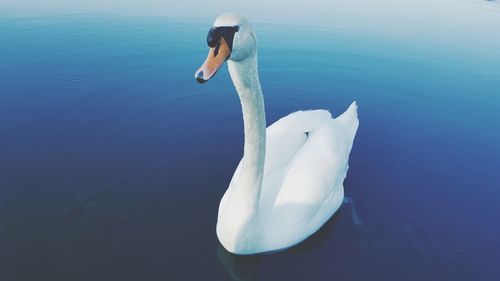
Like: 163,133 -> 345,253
263,109 -> 333,175
263,102 -> 358,201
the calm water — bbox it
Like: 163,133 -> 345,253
1,11 -> 499,281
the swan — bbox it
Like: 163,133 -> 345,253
194,13 -> 359,255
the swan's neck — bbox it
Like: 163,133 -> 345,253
228,55 -> 266,211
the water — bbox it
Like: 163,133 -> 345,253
0,11 -> 499,281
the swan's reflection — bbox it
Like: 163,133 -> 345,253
216,196 -> 372,281
342,196 -> 373,251
217,244 -> 260,281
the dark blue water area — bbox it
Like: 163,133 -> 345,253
0,12 -> 499,281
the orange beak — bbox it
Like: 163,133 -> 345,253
195,37 -> 232,84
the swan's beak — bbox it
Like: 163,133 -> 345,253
195,37 -> 231,84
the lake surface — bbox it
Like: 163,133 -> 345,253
0,10 -> 499,281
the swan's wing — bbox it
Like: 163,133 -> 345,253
271,102 -> 358,226
264,109 -> 333,175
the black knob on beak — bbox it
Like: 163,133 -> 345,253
196,71 -> 206,84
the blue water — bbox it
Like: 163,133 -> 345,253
1,11 -> 499,281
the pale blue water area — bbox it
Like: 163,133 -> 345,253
0,10 -> 499,281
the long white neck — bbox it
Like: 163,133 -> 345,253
228,54 -> 266,211
217,51 -> 267,253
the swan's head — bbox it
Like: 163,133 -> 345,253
195,13 -> 256,84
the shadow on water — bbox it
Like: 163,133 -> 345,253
216,197 -> 375,281
217,245 -> 261,281
216,195 -> 456,281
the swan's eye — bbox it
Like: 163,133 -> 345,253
206,26 -> 239,50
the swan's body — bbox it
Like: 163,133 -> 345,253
195,13 -> 359,255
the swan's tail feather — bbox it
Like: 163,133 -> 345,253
334,101 -> 359,140
335,101 -> 358,125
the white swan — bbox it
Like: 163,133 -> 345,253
194,13 -> 359,255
